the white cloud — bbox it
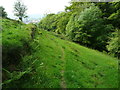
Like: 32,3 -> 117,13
0,0 -> 71,19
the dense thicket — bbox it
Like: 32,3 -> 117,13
2,19 -> 39,87
66,5 -> 113,51
107,29 -> 120,58
95,2 -> 120,58
2,19 -> 34,69
39,12 -> 70,34
38,2 -> 120,58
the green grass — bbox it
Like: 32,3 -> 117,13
2,19 -> 31,68
2,19 -> 118,88
16,30 -> 118,88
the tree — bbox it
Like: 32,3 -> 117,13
65,2 -> 91,13
66,4 -> 113,51
107,29 -> 120,58
66,12 -> 79,41
39,12 -> 70,33
56,12 -> 70,34
0,6 -> 7,18
107,2 -> 120,29
14,0 -> 27,21
39,13 -> 57,31
95,2 -> 120,29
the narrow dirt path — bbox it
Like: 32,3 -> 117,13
60,46 -> 66,89
52,39 -> 66,89
46,34 -> 67,89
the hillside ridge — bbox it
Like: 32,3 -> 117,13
2,19 -> 118,88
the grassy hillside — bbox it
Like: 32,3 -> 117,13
2,19 -> 118,88
2,19 -> 31,67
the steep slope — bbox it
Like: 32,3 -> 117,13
2,19 -> 118,88
12,30 -> 118,88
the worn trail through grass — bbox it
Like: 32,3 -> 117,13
2,19 -> 118,88
59,43 -> 66,88
51,38 -> 66,88
45,32 -> 67,88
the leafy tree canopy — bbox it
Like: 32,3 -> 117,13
14,0 -> 27,21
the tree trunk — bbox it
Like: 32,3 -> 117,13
19,17 -> 22,21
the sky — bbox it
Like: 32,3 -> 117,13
0,0 -> 71,20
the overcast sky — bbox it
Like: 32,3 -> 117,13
0,0 -> 71,19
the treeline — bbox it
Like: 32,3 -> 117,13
0,6 -> 7,18
38,2 -> 120,58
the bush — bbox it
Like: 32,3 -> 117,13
107,29 -> 120,58
2,19 -> 31,68
66,4 -> 114,51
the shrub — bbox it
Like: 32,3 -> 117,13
66,4 -> 114,51
2,19 -> 31,68
107,29 -> 120,58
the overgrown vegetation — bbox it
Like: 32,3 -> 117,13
39,2 -> 120,58
2,19 -> 36,87
2,19 -> 31,68
1,18 -> 118,88
1,1 -> 119,88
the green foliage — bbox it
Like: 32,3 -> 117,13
66,12 -> 79,41
108,2 -> 120,29
56,12 -> 70,34
65,2 -> 91,13
39,14 -> 56,31
95,2 -> 120,56
95,2 -> 120,29
2,19 -> 38,88
38,2 -> 119,54
2,19 -> 31,67
2,1 -> 119,88
0,6 -> 7,18
94,2 -> 115,18
3,29 -> 118,88
66,5 -> 113,51
39,12 -> 71,34
107,29 -> 120,58
2,18 -> 118,88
